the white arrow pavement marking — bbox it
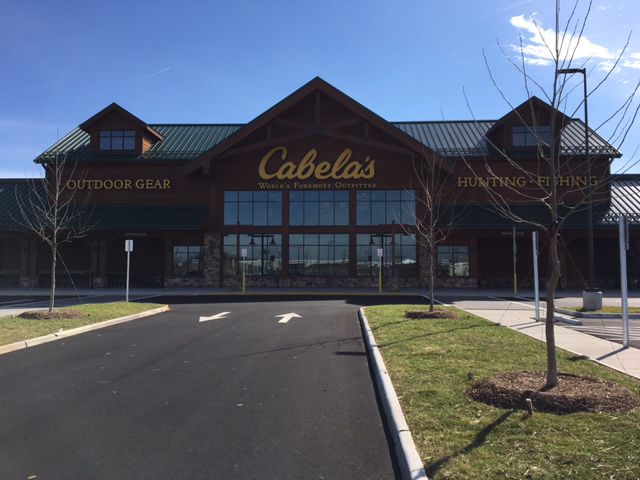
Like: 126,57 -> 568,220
276,313 -> 302,324
199,312 -> 231,323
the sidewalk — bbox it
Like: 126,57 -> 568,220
448,296 -> 640,380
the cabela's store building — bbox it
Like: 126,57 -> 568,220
0,77 -> 638,290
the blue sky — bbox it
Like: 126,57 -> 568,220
1,0 -> 639,177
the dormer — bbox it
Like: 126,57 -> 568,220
486,96 -> 570,154
79,103 -> 163,156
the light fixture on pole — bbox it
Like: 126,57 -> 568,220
557,67 -> 602,310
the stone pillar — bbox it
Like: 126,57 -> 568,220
203,233 -> 221,287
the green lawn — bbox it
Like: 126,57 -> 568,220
365,305 -> 640,479
567,305 -> 640,314
0,302 -> 164,346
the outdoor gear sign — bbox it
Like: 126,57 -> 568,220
66,178 -> 172,190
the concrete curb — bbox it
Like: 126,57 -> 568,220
555,307 -> 640,319
554,316 -> 583,326
221,290 -> 417,297
358,307 -> 428,480
0,305 -> 170,356
423,294 -> 582,325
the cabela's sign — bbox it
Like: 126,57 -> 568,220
258,146 -> 376,181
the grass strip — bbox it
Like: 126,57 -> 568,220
0,302 -> 164,346
567,305 -> 640,314
365,304 -> 640,479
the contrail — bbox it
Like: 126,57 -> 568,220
140,66 -> 171,80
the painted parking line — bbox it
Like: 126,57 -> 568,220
276,312 -> 302,324
198,311 -> 231,322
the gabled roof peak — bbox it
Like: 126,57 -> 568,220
79,102 -> 163,141
485,95 -> 572,138
185,76 -> 437,176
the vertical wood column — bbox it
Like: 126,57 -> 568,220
281,190 -> 289,279
98,239 -> 107,283
28,238 -> 38,287
19,238 -> 30,287
558,236 -> 568,290
89,239 -> 98,288
164,237 -> 173,285
348,190 -> 357,278
90,238 -> 108,288
469,235 -> 479,286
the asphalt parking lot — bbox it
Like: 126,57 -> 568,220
0,295 -> 420,480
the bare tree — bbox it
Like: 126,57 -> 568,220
408,155 -> 467,312
14,154 -> 92,313
464,0 -> 640,387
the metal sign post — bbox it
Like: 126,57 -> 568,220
619,215 -> 630,348
241,248 -> 247,294
124,239 -> 133,302
377,248 -> 383,293
532,231 -> 540,321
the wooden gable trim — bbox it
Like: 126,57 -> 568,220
486,96 -> 572,137
184,77 -> 439,177
79,102 -> 163,141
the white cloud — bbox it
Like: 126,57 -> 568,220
623,52 -> 640,69
509,15 -> 640,71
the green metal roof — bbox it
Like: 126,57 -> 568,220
36,119 -> 619,163
603,174 -> 640,225
37,124 -> 243,163
394,119 -> 619,157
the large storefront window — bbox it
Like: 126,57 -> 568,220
224,191 -> 282,226
290,191 -> 349,226
356,233 -> 417,277
289,234 -> 349,276
223,235 -> 238,276
356,190 -> 416,225
437,245 -> 469,277
223,233 -> 282,276
172,245 -> 203,276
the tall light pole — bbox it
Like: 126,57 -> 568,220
557,67 -> 601,310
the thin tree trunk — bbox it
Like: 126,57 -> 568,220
49,243 -> 57,313
545,229 -> 560,388
429,247 -> 435,312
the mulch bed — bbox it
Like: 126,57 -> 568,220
467,371 -> 640,414
405,310 -> 456,319
18,310 -> 86,320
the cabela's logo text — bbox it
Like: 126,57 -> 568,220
258,146 -> 375,181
